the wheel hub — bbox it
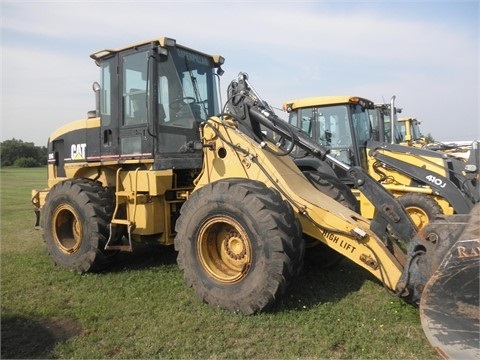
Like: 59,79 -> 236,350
224,232 -> 247,260
52,204 -> 83,254
406,207 -> 428,229
197,216 -> 252,284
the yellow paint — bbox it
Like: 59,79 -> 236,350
194,116 -> 404,290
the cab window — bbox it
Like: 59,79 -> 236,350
122,50 -> 149,126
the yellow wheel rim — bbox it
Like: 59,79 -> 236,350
197,216 -> 252,284
405,206 -> 430,230
52,204 -> 83,254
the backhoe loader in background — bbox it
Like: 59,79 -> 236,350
396,117 -> 426,146
282,95 -> 480,230
367,97 -> 425,147
31,37 -> 479,359
368,98 -> 473,159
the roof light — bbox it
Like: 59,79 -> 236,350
349,97 -> 374,109
213,55 -> 225,66
159,37 -> 176,47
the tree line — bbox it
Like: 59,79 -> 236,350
0,139 -> 47,167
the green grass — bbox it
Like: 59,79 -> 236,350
0,167 -> 440,359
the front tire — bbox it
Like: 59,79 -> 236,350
397,193 -> 443,230
174,179 -> 304,315
41,179 -> 116,273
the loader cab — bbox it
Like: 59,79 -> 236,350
368,104 -> 405,144
285,96 -> 374,181
91,37 -> 224,170
396,118 -> 424,146
369,105 -> 390,143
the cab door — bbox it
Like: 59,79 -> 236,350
119,48 -> 154,158
99,56 -> 120,159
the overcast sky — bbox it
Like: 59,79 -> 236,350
1,0 -> 479,146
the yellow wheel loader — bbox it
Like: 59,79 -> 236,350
31,37 -> 479,358
282,96 -> 480,230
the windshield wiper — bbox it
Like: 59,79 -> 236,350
184,58 -> 208,119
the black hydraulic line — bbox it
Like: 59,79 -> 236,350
248,106 -> 328,160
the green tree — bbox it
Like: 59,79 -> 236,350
0,138 -> 47,167
424,133 -> 435,144
14,157 -> 39,168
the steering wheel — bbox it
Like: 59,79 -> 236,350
169,97 -> 196,111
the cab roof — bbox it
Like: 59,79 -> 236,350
89,36 -> 224,66
283,96 -> 374,111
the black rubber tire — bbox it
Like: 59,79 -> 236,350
174,178 -> 304,315
397,193 -> 443,230
302,170 -> 359,269
41,179 -> 117,273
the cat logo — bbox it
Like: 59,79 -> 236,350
71,143 -> 86,160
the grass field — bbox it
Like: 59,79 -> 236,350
0,167 -> 440,359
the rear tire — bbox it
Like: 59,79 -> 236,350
41,179 -> 117,273
174,179 -> 304,315
302,171 -> 359,269
397,193 -> 443,230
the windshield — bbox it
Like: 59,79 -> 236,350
351,104 -> 372,146
382,114 -> 403,143
158,47 -> 220,125
304,105 -> 352,148
368,108 -> 381,141
411,121 -> 422,140
288,103 -> 373,168
288,104 -> 353,165
396,120 -> 423,143
369,107 -> 391,142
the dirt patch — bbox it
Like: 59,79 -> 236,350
1,315 -> 83,359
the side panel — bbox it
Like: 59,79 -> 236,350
47,120 -> 100,183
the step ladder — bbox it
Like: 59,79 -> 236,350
105,168 -> 140,252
